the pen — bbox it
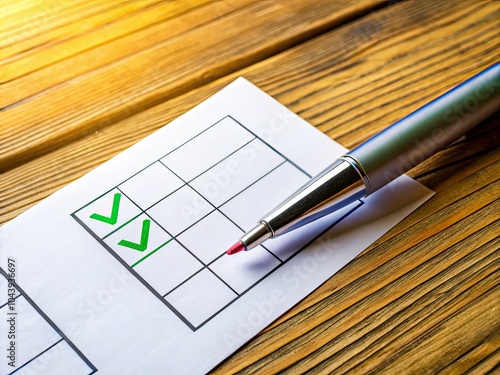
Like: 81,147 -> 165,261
226,62 -> 500,255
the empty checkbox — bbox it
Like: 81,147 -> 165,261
119,162 -> 184,210
165,269 -> 237,328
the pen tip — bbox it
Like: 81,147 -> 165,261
226,241 -> 245,255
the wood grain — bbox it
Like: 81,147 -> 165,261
1,0 -> 171,57
2,0 -> 497,223
0,0 -> 383,172
1,0 -> 499,373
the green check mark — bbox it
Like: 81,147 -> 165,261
118,219 -> 151,252
90,193 -> 121,225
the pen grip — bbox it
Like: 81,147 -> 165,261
348,62 -> 500,194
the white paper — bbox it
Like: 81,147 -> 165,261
0,78 -> 433,374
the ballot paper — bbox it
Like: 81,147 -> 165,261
0,78 -> 433,374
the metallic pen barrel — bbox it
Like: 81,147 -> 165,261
348,62 -> 500,193
237,62 -> 500,252
240,159 -> 366,250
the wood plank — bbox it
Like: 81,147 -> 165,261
467,349 -> 500,375
0,0 -> 156,47
438,331 -> 500,374
317,239 -> 500,374
0,0 -> 42,27
372,286 -> 500,374
0,0 -> 383,172
0,0 -> 210,70
0,0 -> 246,106
1,0 -> 497,223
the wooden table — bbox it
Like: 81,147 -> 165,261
1,0 -> 498,373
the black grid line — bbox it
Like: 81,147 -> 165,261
0,292 -> 21,310
0,270 -> 97,374
9,339 -> 63,375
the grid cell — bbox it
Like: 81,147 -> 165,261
177,211 -> 243,264
147,185 -> 213,236
190,139 -> 284,206
0,297 -> 60,374
104,213 -> 172,266
165,269 -> 237,327
219,162 -> 309,230
209,247 -> 281,294
74,189 -> 141,238
161,117 -> 254,181
16,341 -> 93,375
264,201 -> 363,261
0,276 -> 95,374
134,240 -> 203,296
119,162 -> 183,210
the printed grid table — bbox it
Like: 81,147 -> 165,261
0,272 -> 96,375
73,116 -> 363,331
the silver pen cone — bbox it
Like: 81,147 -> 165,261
239,158 -> 366,251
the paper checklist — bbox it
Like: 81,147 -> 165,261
0,78 -> 433,374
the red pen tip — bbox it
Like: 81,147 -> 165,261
226,241 -> 245,255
